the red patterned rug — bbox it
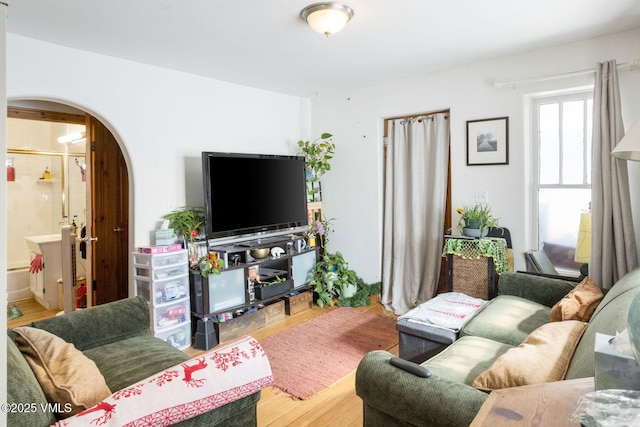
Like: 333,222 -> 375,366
259,307 -> 397,399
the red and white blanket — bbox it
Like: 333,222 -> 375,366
399,292 -> 488,331
53,335 -> 273,427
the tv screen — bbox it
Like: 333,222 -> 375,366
202,152 -> 309,242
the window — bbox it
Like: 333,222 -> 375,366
532,91 -> 592,274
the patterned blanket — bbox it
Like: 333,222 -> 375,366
399,292 -> 488,331
54,335 -> 273,427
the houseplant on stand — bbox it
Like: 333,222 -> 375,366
456,204 -> 500,238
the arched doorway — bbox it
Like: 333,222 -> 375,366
7,101 -> 130,308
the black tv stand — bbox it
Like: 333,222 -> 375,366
189,233 -> 319,349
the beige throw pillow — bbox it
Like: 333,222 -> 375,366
550,277 -> 603,322
472,320 -> 587,392
13,326 -> 111,418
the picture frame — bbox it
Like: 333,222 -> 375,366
466,117 -> 509,166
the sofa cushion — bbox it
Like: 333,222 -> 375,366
31,296 -> 151,351
83,335 -> 190,392
423,336 -> 513,385
460,295 -> 551,346
550,277 -> 603,322
13,326 -> 112,418
472,320 -> 587,391
566,267 -> 640,379
6,336 -> 57,427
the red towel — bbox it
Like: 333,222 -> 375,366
29,254 -> 43,274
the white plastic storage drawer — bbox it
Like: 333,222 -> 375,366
153,299 -> 190,331
155,323 -> 191,350
132,250 -> 188,268
134,263 -> 189,281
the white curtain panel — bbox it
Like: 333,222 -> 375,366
381,113 -> 450,315
591,60 -> 638,289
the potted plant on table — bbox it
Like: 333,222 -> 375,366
456,203 -> 500,238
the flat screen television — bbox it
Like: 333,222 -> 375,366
202,151 -> 309,243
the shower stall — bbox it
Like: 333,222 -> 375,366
6,116 -> 87,309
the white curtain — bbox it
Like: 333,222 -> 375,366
381,113 -> 450,315
591,60 -> 638,289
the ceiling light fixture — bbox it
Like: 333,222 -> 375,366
300,2 -> 354,37
57,131 -> 86,145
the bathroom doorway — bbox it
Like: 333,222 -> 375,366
7,103 -> 129,308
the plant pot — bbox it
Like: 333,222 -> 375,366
255,279 -> 292,300
341,283 -> 358,298
463,227 -> 489,238
466,218 -> 483,229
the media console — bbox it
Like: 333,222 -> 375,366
189,234 -> 319,349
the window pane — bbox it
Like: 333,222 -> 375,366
539,103 -> 559,184
586,98 -> 593,185
562,100 -> 585,184
538,188 -> 591,274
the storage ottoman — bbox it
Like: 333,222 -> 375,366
396,318 -> 457,363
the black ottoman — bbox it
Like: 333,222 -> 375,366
396,318 -> 458,364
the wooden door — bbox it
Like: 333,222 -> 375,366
88,116 -> 129,304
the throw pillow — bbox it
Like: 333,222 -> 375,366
471,320 -> 587,392
13,326 -> 111,418
550,277 -> 603,322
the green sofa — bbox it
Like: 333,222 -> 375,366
7,296 -> 261,427
356,268 -> 640,427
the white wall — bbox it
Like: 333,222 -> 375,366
313,29 -> 640,282
7,35 -> 312,250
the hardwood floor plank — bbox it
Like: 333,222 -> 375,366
8,296 -> 398,426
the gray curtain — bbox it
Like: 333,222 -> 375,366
381,113 -> 450,315
591,60 -> 638,289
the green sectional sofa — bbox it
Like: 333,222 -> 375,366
356,268 -> 640,427
7,296 -> 262,427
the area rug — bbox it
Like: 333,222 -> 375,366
259,307 -> 397,400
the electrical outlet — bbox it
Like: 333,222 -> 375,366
475,190 -> 489,204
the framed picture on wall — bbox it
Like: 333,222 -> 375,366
466,117 -> 509,166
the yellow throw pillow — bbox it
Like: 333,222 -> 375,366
550,277 -> 603,322
13,326 -> 111,418
472,320 -> 587,392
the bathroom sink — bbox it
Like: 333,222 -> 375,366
24,234 -> 62,255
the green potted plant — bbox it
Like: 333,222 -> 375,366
297,132 -> 335,201
162,206 -> 205,267
308,251 -> 360,308
456,204 -> 500,237
255,275 -> 291,300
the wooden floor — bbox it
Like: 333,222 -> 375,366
8,297 -> 398,427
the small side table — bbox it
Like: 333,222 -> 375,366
443,237 -> 509,299
470,377 -> 594,426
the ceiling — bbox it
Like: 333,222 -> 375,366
8,1 -> 640,97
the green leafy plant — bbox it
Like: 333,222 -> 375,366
337,280 -> 382,308
197,255 -> 224,278
308,251 -> 360,308
261,275 -> 286,286
162,206 -> 205,241
456,204 -> 500,235
297,133 -> 335,200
